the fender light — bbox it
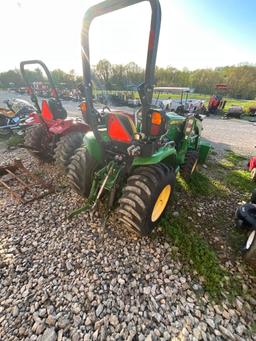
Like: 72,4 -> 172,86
148,110 -> 166,137
79,101 -> 87,113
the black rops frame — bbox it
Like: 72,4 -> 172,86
81,0 -> 162,139
20,60 -> 59,112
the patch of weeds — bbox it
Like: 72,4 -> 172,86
225,169 -> 255,193
161,213 -> 226,297
7,134 -> 24,148
177,172 -> 228,198
225,150 -> 247,165
218,159 -> 235,169
228,228 -> 245,252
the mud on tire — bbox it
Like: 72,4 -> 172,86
24,124 -> 54,161
180,150 -> 199,181
117,164 -> 176,236
67,147 -> 98,197
54,132 -> 84,172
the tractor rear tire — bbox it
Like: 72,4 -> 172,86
54,132 -> 84,172
180,150 -> 199,181
24,124 -> 53,161
67,147 -> 97,197
118,164 -> 176,236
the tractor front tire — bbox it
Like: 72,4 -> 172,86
54,132 -> 84,172
118,164 -> 176,236
67,147 -> 97,197
180,150 -> 199,181
24,124 -> 53,161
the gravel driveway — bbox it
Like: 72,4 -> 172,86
0,149 -> 255,341
202,117 -> 256,157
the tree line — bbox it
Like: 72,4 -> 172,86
0,60 -> 256,100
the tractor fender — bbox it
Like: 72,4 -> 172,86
132,146 -> 177,167
82,131 -> 103,163
49,119 -> 90,135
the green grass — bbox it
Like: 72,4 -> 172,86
177,171 -> 229,197
161,213 -> 226,297
7,134 -> 24,148
225,169 -> 255,192
225,150 -> 248,164
160,151 -> 254,301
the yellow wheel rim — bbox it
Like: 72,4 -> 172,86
151,185 -> 172,222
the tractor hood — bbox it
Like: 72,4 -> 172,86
166,112 -> 186,124
165,112 -> 186,142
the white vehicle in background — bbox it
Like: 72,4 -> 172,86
127,98 -> 141,107
151,97 -> 172,110
153,87 -> 194,113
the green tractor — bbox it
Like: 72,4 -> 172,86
68,0 -> 208,236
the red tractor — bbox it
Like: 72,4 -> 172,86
20,60 -> 90,169
208,84 -> 228,115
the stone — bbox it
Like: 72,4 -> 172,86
41,328 -> 57,341
219,325 -> 235,341
96,303 -> 104,317
109,314 -> 119,326
46,315 -> 57,326
143,287 -> 151,295
57,316 -> 70,329
12,305 -> 19,317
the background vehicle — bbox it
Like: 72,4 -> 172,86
0,98 -> 35,136
208,84 -> 227,115
67,0 -> 209,236
20,60 -> 90,168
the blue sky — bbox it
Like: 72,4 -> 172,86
0,0 -> 255,73
182,0 -> 256,52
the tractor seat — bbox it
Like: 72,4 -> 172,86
41,99 -> 67,121
48,98 -> 67,120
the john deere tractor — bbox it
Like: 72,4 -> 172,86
68,0 -> 208,236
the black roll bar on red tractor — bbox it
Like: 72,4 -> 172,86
81,0 -> 162,138
20,60 -> 59,112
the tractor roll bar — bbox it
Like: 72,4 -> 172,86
20,60 -> 59,101
81,0 -> 161,137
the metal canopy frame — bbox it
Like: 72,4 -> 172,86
20,60 -> 59,112
81,0 -> 161,137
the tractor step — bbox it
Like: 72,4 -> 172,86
0,159 -> 54,204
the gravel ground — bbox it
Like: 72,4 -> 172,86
0,149 -> 256,340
